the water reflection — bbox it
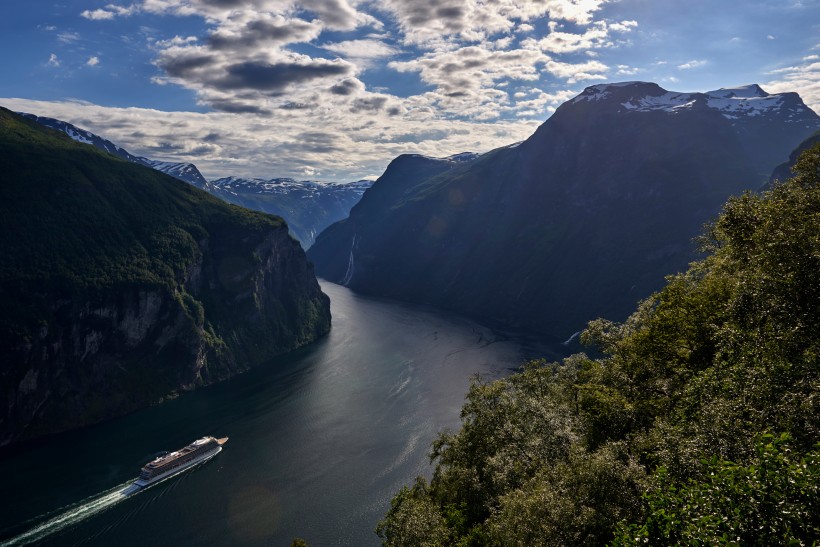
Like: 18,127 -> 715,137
0,282 -> 564,546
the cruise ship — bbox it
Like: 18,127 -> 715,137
132,436 -> 228,489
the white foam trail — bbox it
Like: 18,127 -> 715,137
1,449 -> 222,546
0,481 -> 134,547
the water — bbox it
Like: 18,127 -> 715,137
0,282 -> 565,546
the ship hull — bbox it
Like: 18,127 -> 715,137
132,446 -> 222,488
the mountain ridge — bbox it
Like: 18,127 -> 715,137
309,81 -> 820,337
18,112 -> 374,247
0,107 -> 331,446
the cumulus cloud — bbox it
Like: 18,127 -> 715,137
378,0 -> 611,43
391,46 -> 547,95
0,97 -> 542,180
678,59 -> 707,70
765,56 -> 820,113
322,39 -> 402,64
100,0 -> 392,116
69,0 -> 641,175
206,15 -> 322,51
522,20 -> 637,54
81,4 -> 139,20
87,56 -> 100,67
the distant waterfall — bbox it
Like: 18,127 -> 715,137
341,234 -> 357,286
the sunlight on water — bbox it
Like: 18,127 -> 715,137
0,283 -> 563,546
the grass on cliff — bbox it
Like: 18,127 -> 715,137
0,107 -> 283,293
377,144 -> 820,546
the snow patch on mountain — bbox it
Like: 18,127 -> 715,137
572,82 -> 815,123
211,176 -> 373,197
404,151 -> 481,164
20,112 -> 212,189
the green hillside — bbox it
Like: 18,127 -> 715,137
0,108 -> 330,445
0,107 -> 281,292
377,144 -> 820,546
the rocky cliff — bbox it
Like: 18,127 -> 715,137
309,82 -> 819,337
0,108 -> 330,446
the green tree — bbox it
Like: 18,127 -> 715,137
378,144 -> 820,546
612,434 -> 820,546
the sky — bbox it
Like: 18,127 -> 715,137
1,0 -> 818,181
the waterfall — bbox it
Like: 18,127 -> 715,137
341,234 -> 357,286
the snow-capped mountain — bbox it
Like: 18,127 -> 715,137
210,176 -> 373,247
18,112 -> 373,247
20,113 -> 212,190
309,81 -> 820,337
572,82 -> 812,122
554,81 -> 818,180
212,176 -> 372,196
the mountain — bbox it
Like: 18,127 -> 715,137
308,82 -> 820,337
19,113 -> 213,190
769,130 -> 820,187
210,177 -> 373,248
20,113 -> 372,248
0,108 -> 330,446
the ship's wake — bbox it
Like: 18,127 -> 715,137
0,480 -> 137,547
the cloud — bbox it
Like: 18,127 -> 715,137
47,53 -> 60,67
378,0 -> 611,44
522,19 -> 637,54
300,0 -> 360,30
765,57 -> 820,113
87,56 -> 100,67
545,59 -> 608,83
119,0 -> 389,116
214,60 -> 354,93
329,78 -> 366,96
66,0 -> 635,172
322,39 -> 402,62
0,97 -> 543,181
57,31 -> 81,43
81,8 -> 116,20
389,44 -> 568,118
616,64 -> 640,76
81,4 -> 139,20
81,0 -> 630,124
678,59 -> 707,69
206,15 -> 322,51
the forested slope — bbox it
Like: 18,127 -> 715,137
377,144 -> 820,546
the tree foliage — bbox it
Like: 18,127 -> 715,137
377,144 -> 820,546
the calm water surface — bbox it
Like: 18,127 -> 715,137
0,282 -> 564,546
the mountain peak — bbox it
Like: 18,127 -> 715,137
572,81 -> 665,103
564,81 -> 816,124
706,84 -> 768,99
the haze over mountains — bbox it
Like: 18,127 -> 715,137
210,176 -> 372,248
309,82 -> 820,337
20,113 -> 371,248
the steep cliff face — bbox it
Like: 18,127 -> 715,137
0,108 -> 330,446
768,131 -> 820,187
309,82 -> 819,337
